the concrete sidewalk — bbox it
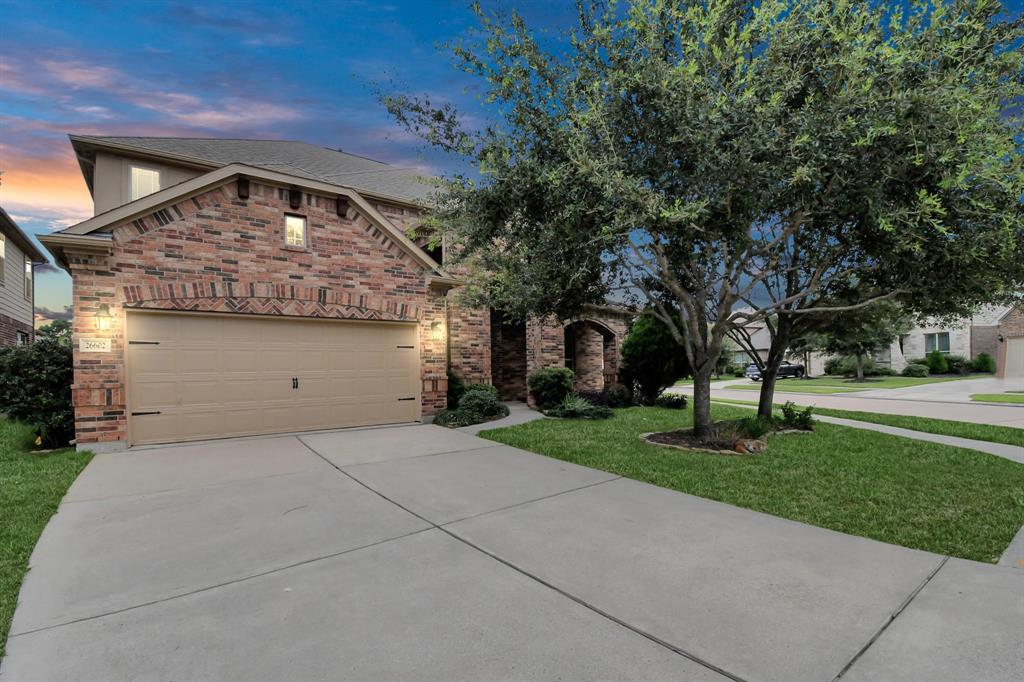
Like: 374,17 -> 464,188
3,424 -> 1021,681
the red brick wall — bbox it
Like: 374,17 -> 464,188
0,312 -> 33,346
490,311 -> 527,400
69,180 -> 447,447
572,323 -> 606,392
1000,307 -> 1024,338
448,304 -> 491,384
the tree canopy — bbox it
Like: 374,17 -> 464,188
387,0 -> 1024,438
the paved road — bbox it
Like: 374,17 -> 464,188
670,378 -> 1024,428
3,425 -> 1021,681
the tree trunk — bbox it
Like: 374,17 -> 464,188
691,365 -> 714,441
757,367 -> 779,419
757,316 -> 794,420
855,354 -> 865,382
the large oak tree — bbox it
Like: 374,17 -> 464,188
387,0 -> 1024,438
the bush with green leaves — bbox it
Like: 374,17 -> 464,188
925,350 -> 949,375
733,366 -> 746,377
901,363 -> 929,377
619,313 -> 691,405
823,356 -> 844,376
546,393 -> 613,420
0,321 -> 74,447
463,383 -> 499,399
945,354 -> 971,375
527,367 -> 575,410
971,353 -> 996,373
654,393 -> 687,410
578,384 -> 634,408
738,416 -> 773,439
779,401 -> 815,431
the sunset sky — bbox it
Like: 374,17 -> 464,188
0,0 -> 573,321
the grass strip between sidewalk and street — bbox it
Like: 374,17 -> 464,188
971,393 -> 1024,404
0,419 -> 91,658
711,397 -> 1024,448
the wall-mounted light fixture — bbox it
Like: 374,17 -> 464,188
431,320 -> 445,341
998,334 -> 1005,343
96,303 -> 112,331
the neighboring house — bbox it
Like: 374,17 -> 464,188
0,207 -> 46,346
727,317 -> 828,376
875,304 -> 1024,377
40,135 -> 630,451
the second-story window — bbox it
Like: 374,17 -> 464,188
0,233 -> 5,283
285,214 -> 307,247
130,166 -> 162,201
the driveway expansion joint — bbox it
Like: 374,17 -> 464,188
831,555 -> 950,681
297,436 -> 746,682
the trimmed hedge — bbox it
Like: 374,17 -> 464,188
527,367 -> 575,410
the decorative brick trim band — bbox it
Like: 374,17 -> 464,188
121,280 -> 421,321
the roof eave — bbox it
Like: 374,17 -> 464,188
0,207 -> 48,262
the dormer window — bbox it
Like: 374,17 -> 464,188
130,166 -> 162,201
285,214 -> 307,247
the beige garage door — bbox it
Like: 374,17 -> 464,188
1005,337 -> 1024,378
126,311 -> 421,445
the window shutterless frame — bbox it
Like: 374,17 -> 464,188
23,255 -> 31,300
0,233 -> 5,283
284,213 -> 307,248
129,165 -> 162,201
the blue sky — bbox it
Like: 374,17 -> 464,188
0,0 -> 574,321
2,0 -> 1021,321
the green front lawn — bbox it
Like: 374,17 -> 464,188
780,375 -> 984,389
728,383 -> 866,394
971,393 -> 1024,404
1,420 -> 91,658
480,406 -> 1024,563
711,397 -> 1024,448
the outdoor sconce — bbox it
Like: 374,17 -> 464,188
998,334 -> 1005,343
96,304 -> 112,331
431,320 -> 445,341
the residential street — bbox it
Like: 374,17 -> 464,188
3,424 -> 1020,682
670,377 -> 1024,428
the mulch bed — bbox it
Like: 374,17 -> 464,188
642,419 -> 812,456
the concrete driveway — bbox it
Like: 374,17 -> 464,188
3,425 -> 1021,681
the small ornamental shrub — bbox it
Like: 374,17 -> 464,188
433,409 -> 469,427
824,356 -> 845,375
779,401 -> 815,430
447,371 -> 466,408
577,384 -> 634,408
546,394 -> 613,419
902,363 -> 929,377
971,352 -> 996,373
925,349 -> 949,375
463,383 -> 499,399
0,321 -> 75,447
527,367 -> 575,409
457,390 -> 509,422
945,354 -> 971,375
738,416 -> 773,439
733,366 -> 746,377
654,393 -> 688,409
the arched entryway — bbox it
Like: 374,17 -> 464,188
564,320 -> 618,392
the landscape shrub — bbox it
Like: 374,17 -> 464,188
462,383 -> 499,399
824,356 -> 845,376
779,401 -> 815,430
654,393 -> 688,409
901,363 -> 929,377
620,313 -> 691,405
527,367 -> 575,410
824,355 -> 879,377
0,321 -> 74,447
447,371 -> 466,407
578,384 -> 634,408
971,352 -> 996,373
457,390 -> 509,422
945,354 -> 971,375
733,366 -> 746,377
546,393 -> 613,419
738,416 -> 773,439
925,350 -> 949,375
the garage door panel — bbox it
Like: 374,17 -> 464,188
127,312 -> 421,445
1005,338 -> 1024,378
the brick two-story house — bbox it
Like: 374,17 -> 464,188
41,136 -> 630,451
0,207 -> 46,346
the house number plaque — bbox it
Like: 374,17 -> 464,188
79,338 -> 112,353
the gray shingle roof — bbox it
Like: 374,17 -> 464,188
81,136 -> 437,205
